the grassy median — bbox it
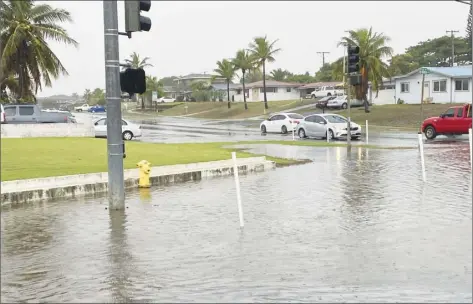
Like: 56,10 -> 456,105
131,99 -> 314,119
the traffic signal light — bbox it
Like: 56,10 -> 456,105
347,45 -> 360,74
125,0 -> 152,34
120,68 -> 146,96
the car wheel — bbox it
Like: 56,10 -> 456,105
341,103 -> 347,109
311,95 -> 316,99
261,125 -> 267,134
281,125 -> 288,134
327,93 -> 332,96
326,129 -> 334,140
122,131 -> 133,141
424,125 -> 437,140
298,128 -> 307,138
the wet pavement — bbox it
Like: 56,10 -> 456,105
1,142 -> 471,302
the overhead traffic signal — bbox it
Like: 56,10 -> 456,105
347,45 -> 360,74
125,0 -> 152,34
120,68 -> 146,96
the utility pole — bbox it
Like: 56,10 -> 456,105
103,0 -> 125,209
446,30 -> 460,66
317,51 -> 330,66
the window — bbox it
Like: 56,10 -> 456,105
400,82 -> 410,93
19,106 -> 34,116
4,106 -> 17,116
122,120 -> 128,125
236,89 -> 242,94
286,88 -> 292,92
95,119 -> 106,125
288,114 -> 304,119
313,116 -> 326,124
260,87 -> 278,93
457,108 -> 463,117
455,79 -> 469,91
325,115 -> 347,123
433,80 -> 447,92
305,116 -> 316,122
443,108 -> 455,117
269,115 -> 284,121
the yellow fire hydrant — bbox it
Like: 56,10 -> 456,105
137,160 -> 151,188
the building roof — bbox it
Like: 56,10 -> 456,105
240,80 -> 302,89
396,65 -> 472,79
173,73 -> 226,81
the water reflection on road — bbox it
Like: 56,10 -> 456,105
1,145 -> 471,302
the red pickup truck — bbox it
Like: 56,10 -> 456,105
421,104 -> 472,139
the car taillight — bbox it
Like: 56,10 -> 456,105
139,126 -> 142,129
289,120 -> 300,124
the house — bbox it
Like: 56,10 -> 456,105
173,73 -> 226,90
390,65 -> 472,104
233,80 -> 302,102
210,83 -> 240,101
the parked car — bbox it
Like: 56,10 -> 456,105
3,104 -> 73,123
1,104 -> 6,124
326,95 -> 348,109
296,114 -> 361,140
158,97 -> 176,103
88,105 -> 106,113
74,104 -> 90,112
421,103 -> 472,140
260,113 -> 305,134
310,86 -> 344,98
93,118 -> 142,140
315,95 -> 337,109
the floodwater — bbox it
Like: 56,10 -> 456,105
1,143 -> 471,303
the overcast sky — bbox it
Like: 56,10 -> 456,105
37,0 -> 470,97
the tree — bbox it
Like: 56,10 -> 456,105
249,36 -> 281,110
213,59 -> 236,109
338,27 -> 393,112
232,49 -> 255,110
83,89 -> 92,103
387,53 -> 420,77
143,75 -> 164,108
315,64 -> 335,82
0,0 -> 78,101
241,68 -> 264,84
124,52 -> 153,69
269,68 -> 290,81
467,6 -> 472,48
91,88 -> 105,105
285,72 -> 316,84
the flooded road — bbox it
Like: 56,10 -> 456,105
1,144 -> 471,302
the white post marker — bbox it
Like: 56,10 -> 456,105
231,152 -> 244,228
417,132 -> 426,182
469,128 -> 472,170
365,120 -> 369,144
326,127 -> 330,143
292,122 -> 295,141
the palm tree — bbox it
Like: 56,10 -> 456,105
338,27 -> 393,112
144,75 -> 164,108
0,1 -> 78,102
83,89 -> 92,103
124,52 -> 153,69
248,36 -> 281,110
232,49 -> 255,110
213,59 -> 236,109
269,68 -> 289,81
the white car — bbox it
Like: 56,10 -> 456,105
158,97 -> 175,103
326,95 -> 348,109
260,112 -> 305,134
296,113 -> 361,140
74,104 -> 91,112
93,118 -> 142,140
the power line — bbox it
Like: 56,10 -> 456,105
317,51 -> 330,66
446,30 -> 460,66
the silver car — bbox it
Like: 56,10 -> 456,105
296,113 -> 361,140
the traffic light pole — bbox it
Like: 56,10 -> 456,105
103,0 -> 125,209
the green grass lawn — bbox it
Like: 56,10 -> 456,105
0,137 -> 393,182
133,99 -> 315,119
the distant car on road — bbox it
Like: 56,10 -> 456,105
296,113 -> 361,140
421,103 -> 472,140
315,95 -> 337,109
93,118 -> 142,140
74,104 -> 90,112
88,105 -> 106,113
326,95 -> 348,109
260,112 -> 305,134
158,97 -> 176,103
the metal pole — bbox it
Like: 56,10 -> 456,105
446,30 -> 459,66
346,44 -> 351,147
103,0 -> 125,209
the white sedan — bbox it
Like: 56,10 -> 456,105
260,112 -> 304,134
93,118 -> 142,140
158,97 -> 176,103
296,113 -> 361,140
326,95 -> 348,109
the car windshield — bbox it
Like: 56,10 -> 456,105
325,115 -> 347,123
288,114 -> 304,119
